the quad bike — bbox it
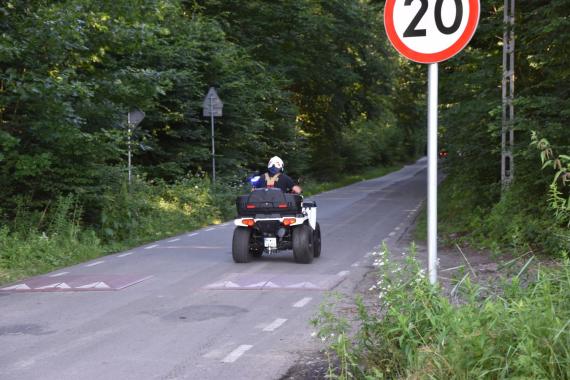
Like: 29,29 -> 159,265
232,188 -> 321,264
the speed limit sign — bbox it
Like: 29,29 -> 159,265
384,1 -> 480,285
384,0 -> 480,63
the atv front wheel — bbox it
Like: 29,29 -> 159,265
233,227 -> 253,263
293,224 -> 314,264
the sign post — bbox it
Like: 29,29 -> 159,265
127,108 -> 145,186
384,0 -> 480,284
202,87 -> 223,184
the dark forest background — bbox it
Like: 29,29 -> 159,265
0,0 -> 568,280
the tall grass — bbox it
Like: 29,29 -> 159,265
0,195 -> 102,283
313,245 -> 570,379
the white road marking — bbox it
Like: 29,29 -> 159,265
49,271 -> 69,278
145,244 -> 159,250
222,345 -> 253,363
395,227 -> 401,231
205,281 -> 241,289
163,245 -> 225,250
389,232 -> 396,237
1,284 -> 31,291
188,233 -> 199,237
293,297 -> 312,308
263,318 -> 288,332
337,270 -> 350,277
118,252 -> 134,258
77,282 -> 111,289
244,282 -> 268,288
206,227 -> 216,232
36,282 -> 71,290
286,282 -> 319,289
351,262 -> 360,267
85,261 -> 104,267
264,281 -> 280,288
167,238 -> 180,243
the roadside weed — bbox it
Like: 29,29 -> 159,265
314,245 -> 570,379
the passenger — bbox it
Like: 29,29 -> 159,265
252,156 -> 302,194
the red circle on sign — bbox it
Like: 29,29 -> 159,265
384,0 -> 480,64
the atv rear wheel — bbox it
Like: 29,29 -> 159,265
232,227 -> 253,263
313,223 -> 321,258
293,224 -> 314,264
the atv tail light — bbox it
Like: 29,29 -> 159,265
278,203 -> 288,208
282,218 -> 296,226
242,219 -> 255,227
246,204 -> 256,209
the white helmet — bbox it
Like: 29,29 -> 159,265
268,156 -> 284,171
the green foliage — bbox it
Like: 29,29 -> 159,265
434,0 -> 570,254
0,0 -> 419,246
194,0 -> 414,178
314,246 -> 570,379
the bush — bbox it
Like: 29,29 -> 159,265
0,175 -> 244,284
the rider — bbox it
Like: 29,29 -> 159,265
253,156 -> 302,194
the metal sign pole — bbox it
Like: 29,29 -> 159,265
428,63 -> 439,285
210,95 -> 216,184
128,123 -> 132,185
384,0 -> 480,286
126,108 -> 145,187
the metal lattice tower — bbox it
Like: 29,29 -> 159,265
502,0 -> 515,186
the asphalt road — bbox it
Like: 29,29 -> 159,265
0,158 -> 427,380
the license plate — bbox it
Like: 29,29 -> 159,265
264,238 -> 277,248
